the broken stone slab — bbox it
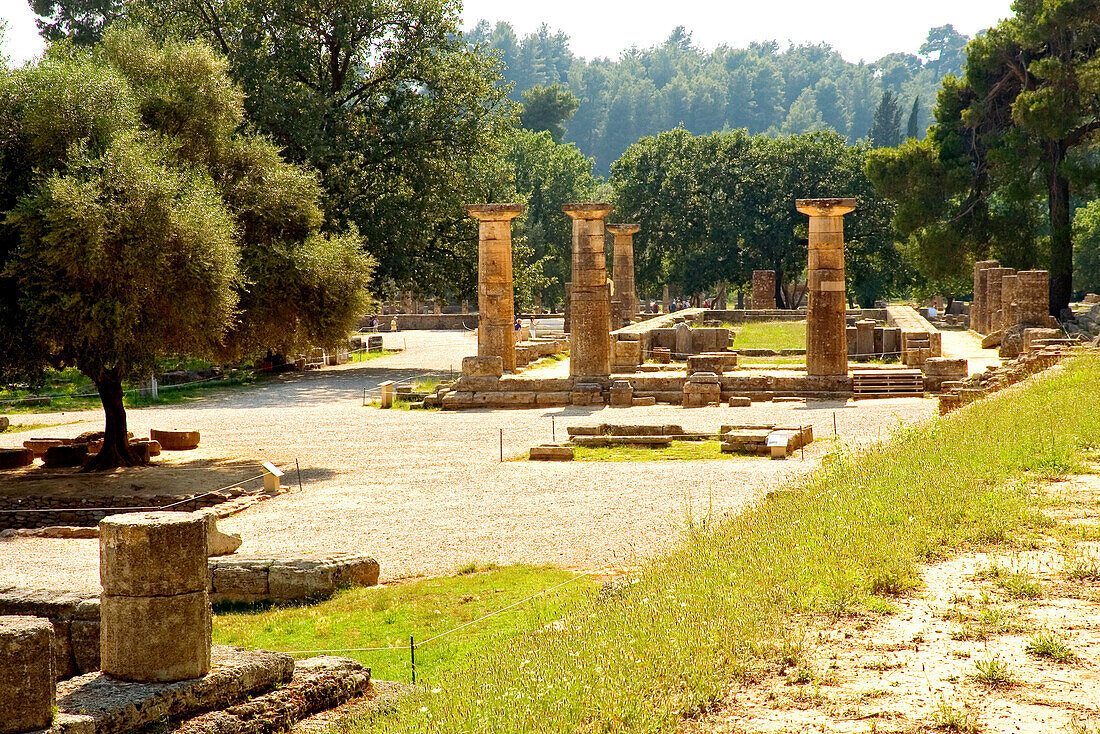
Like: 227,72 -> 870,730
149,429 -> 201,451
728,397 -> 751,407
631,396 -> 657,406
265,555 -> 381,602
529,445 -> 575,461
0,447 -> 33,469
55,646 -> 294,734
197,510 -> 242,557
980,329 -> 1004,349
461,355 -> 504,377
172,656 -> 371,734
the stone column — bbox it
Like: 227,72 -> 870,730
563,203 -> 613,380
1001,273 -> 1019,331
100,511 -> 211,682
0,616 -> 55,734
662,284 -> 670,313
607,224 -> 640,328
563,282 -> 572,333
987,267 -> 1013,333
466,203 -> 523,373
1017,270 -> 1050,325
752,271 -> 777,309
796,198 -> 857,377
972,260 -> 999,334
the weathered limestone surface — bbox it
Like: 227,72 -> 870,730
55,646 -> 294,734
607,224 -> 640,328
751,270 -> 777,309
467,203 -> 523,373
461,355 -> 503,377
0,615 -> 55,734
99,512 -> 208,597
972,260 -> 999,334
797,198 -> 857,376
100,592 -> 212,683
99,511 -> 211,683
0,589 -> 99,682
1001,273 -> 1019,332
564,203 -> 613,379
854,319 -> 876,358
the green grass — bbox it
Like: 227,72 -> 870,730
349,349 -> 399,363
972,564 -> 1043,599
1026,630 -> 1076,662
0,421 -> 55,434
212,566 -> 594,682
333,355 -> 1100,734
570,440 -> 754,462
971,655 -> 1014,686
729,320 -> 807,351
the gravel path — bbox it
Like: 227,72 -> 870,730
0,331 -> 938,593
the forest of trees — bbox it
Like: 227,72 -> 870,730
466,21 -> 971,173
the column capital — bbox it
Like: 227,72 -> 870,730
562,202 -> 613,220
795,198 -> 857,217
465,203 -> 524,221
606,223 -> 640,236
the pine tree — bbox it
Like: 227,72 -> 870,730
868,90 -> 903,148
906,97 -> 921,140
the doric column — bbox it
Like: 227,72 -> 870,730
466,203 -> 523,373
796,198 -> 857,377
1016,270 -> 1050,326
563,203 -> 613,379
1001,273 -> 1019,331
607,224 -> 640,329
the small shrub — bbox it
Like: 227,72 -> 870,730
1025,631 -> 1076,662
971,655 -> 1014,686
932,696 -> 980,731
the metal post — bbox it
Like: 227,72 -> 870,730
499,429 -> 504,462
295,458 -> 303,493
410,635 -> 416,684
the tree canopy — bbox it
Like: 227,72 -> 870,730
867,0 -> 1100,314
0,28 -> 373,468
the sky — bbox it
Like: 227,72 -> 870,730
3,0 -> 1014,66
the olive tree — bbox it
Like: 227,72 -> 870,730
0,29 -> 373,469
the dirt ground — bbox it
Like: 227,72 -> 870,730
686,471 -> 1100,734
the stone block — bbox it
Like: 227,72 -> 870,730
149,428 -> 200,451
683,380 -> 720,407
100,591 -> 212,682
674,323 -> 692,358
535,392 -> 572,407
631,395 -> 657,406
43,443 -> 88,468
461,355 -> 504,377
71,600 -> 101,675
0,448 -> 33,470
211,559 -> 271,599
100,512 -> 208,597
652,347 -> 672,363
728,397 -> 752,407
685,371 -> 721,384
530,445 -> 575,461
0,616 -> 55,734
609,380 -> 633,407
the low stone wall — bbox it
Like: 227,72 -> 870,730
702,308 -> 888,323
359,313 -> 479,331
209,554 -> 380,604
885,305 -> 943,366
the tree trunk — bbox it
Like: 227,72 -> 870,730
1047,140 -> 1073,316
83,369 -> 140,472
775,265 -> 786,309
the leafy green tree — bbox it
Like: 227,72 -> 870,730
868,90 -> 903,148
1074,199 -> 1100,294
906,98 -> 922,140
920,24 -> 970,77
870,0 -> 1100,314
519,84 -> 579,142
0,30 -> 372,469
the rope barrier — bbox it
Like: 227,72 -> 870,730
271,570 -> 597,658
0,470 -> 271,514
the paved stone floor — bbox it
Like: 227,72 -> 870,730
0,330 -> 949,593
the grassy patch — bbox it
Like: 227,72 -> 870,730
342,356 -> 1100,734
973,564 -> 1043,599
0,421 -> 61,434
349,349 -> 399,363
571,440 -> 753,462
213,566 -> 595,682
1026,630 -> 1076,662
729,320 -> 807,351
971,655 -> 1014,686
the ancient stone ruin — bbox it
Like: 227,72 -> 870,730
751,270 -> 777,309
563,203 -> 614,382
466,203 -> 524,373
796,198 -> 857,377
607,223 -> 640,330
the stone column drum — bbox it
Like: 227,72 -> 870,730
563,203 -> 614,380
466,204 -> 524,373
100,511 -> 211,682
796,198 -> 857,377
607,224 -> 640,328
972,260 -> 999,334
752,270 -> 777,309
0,616 -> 55,734
1016,270 -> 1050,325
